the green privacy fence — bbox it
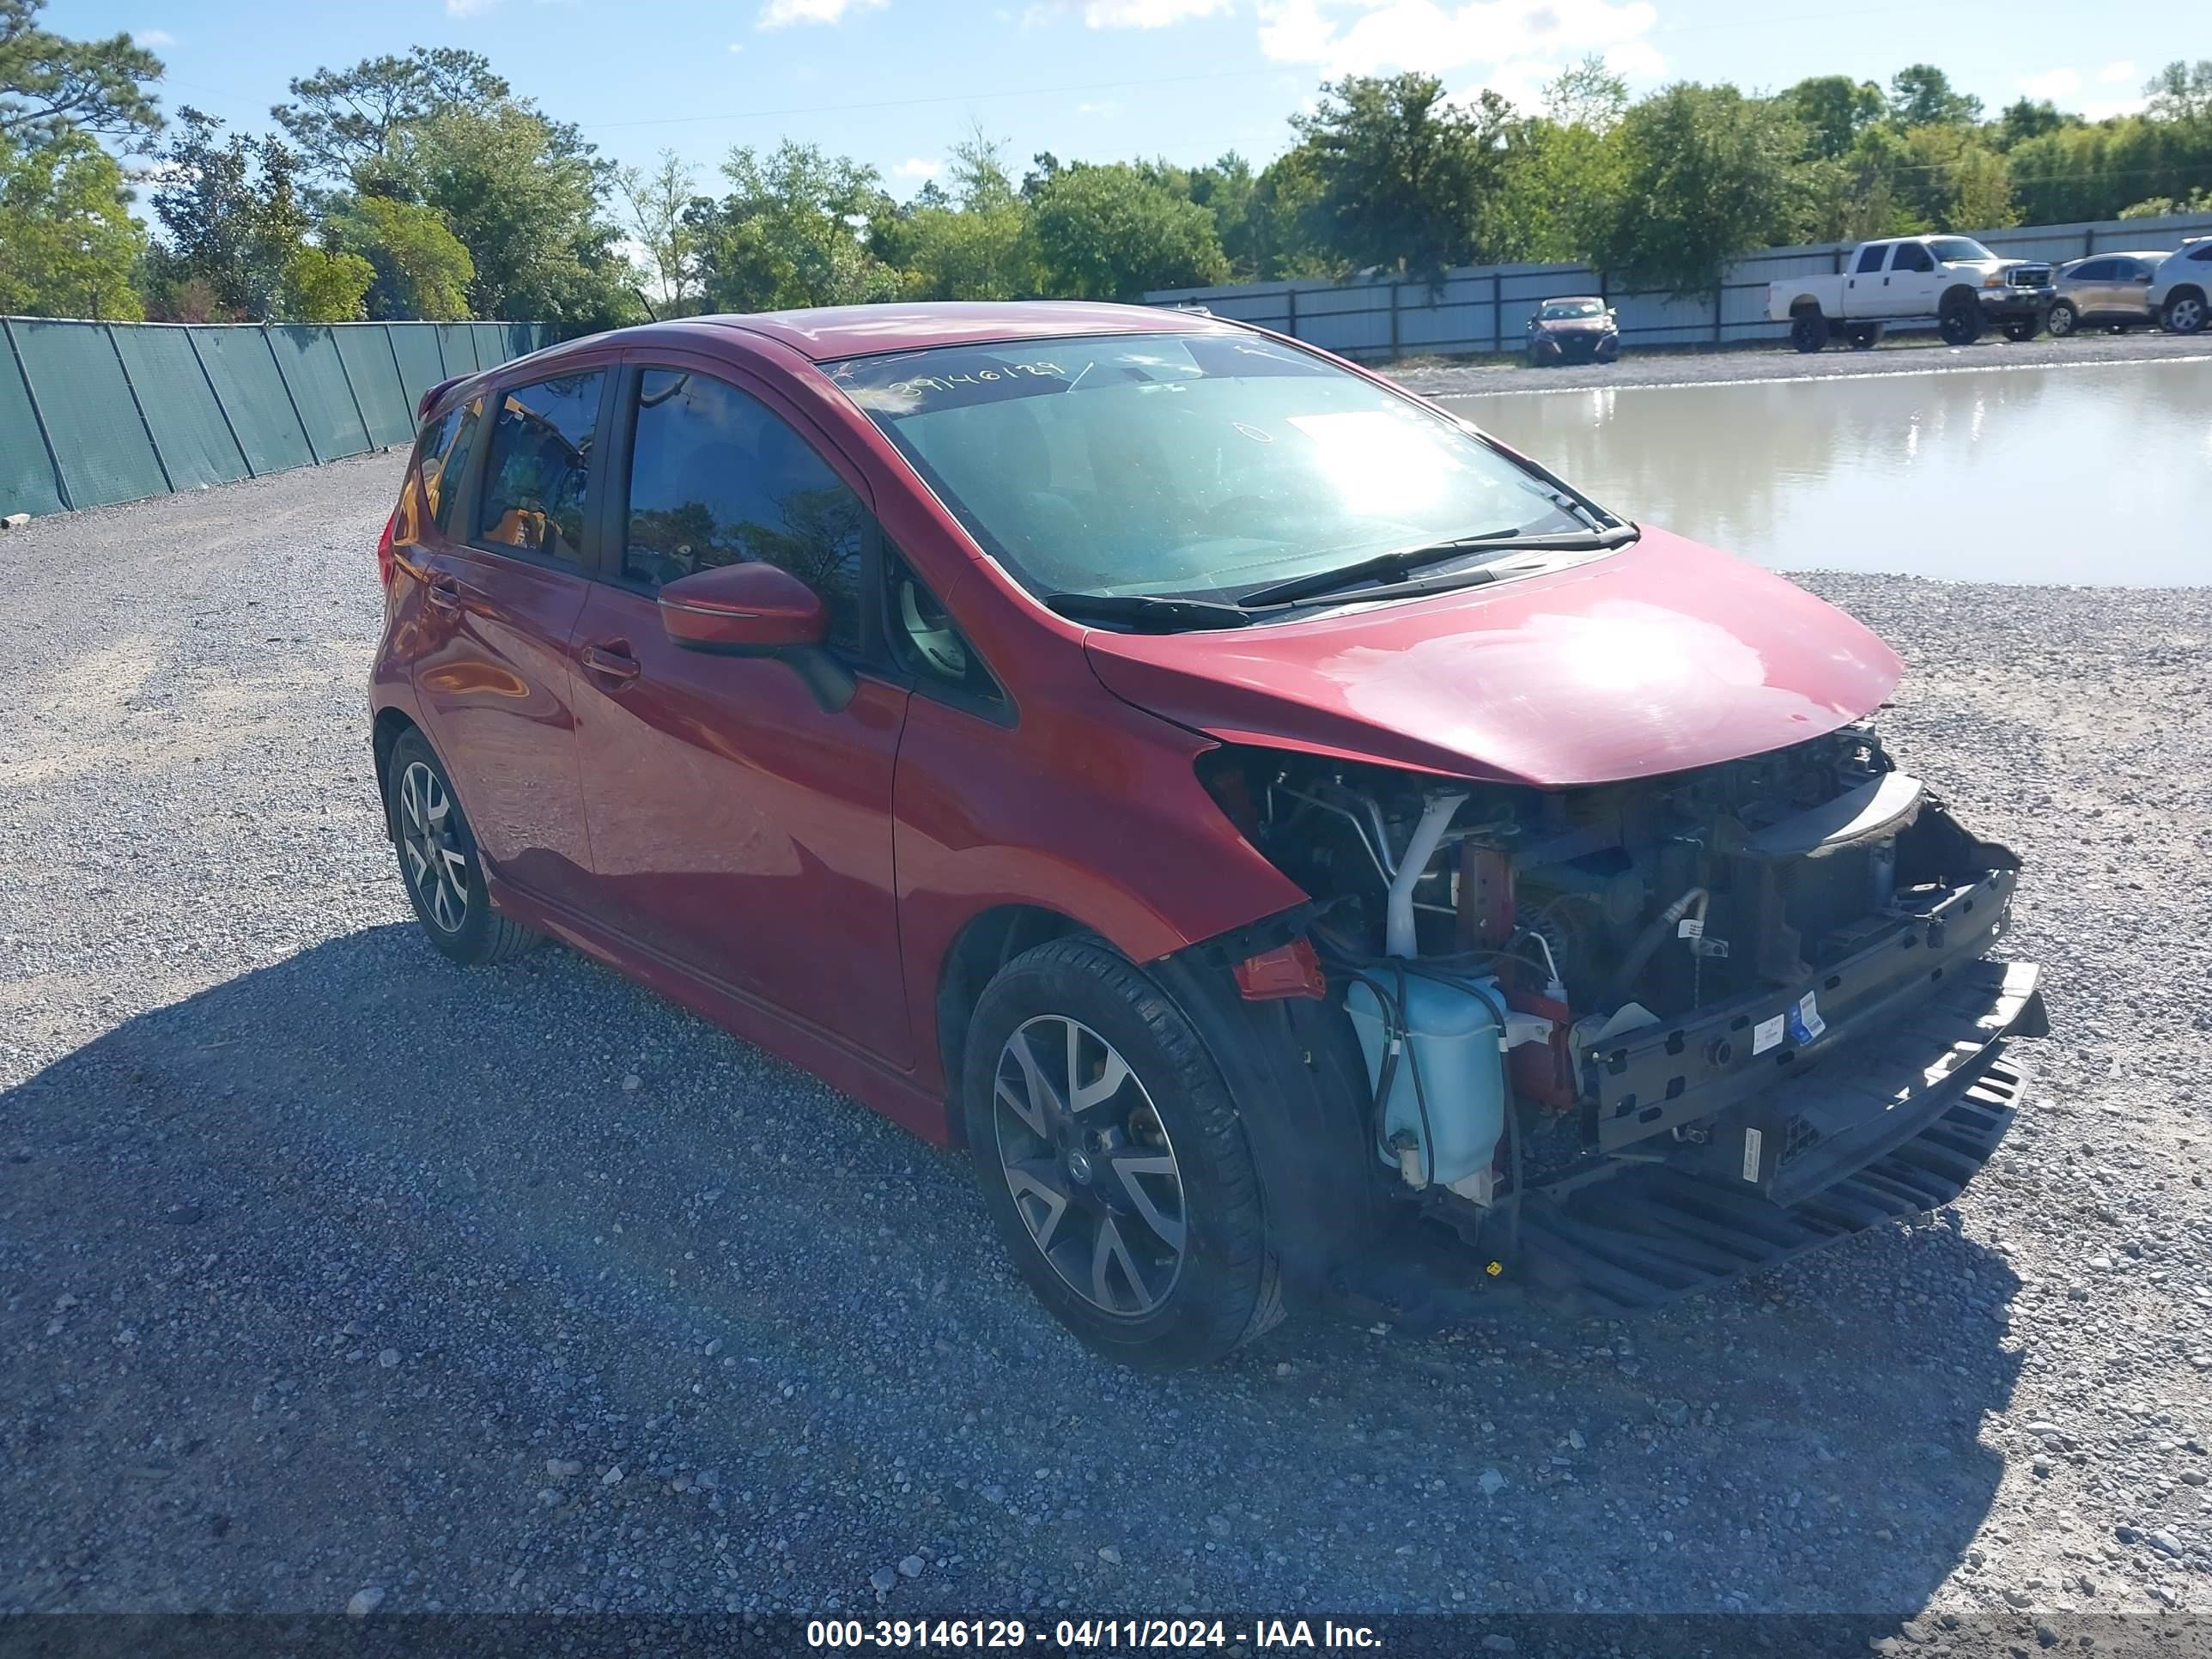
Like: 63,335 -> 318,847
0,317 -> 551,520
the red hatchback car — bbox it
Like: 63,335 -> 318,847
371,302 -> 2045,1368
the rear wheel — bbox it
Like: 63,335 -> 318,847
386,731 -> 541,966
2045,300 -> 2078,338
1939,295 -> 1984,346
961,937 -> 1279,1370
2166,290 -> 2206,335
1790,311 -> 1830,353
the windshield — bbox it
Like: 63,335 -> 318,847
1539,300 -> 1606,319
826,332 -> 1601,605
1928,237 -> 1996,263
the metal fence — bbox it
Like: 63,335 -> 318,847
1145,211 -> 2212,362
0,318 -> 551,521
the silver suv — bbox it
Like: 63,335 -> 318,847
2148,237 -> 2212,335
2047,251 -> 2166,336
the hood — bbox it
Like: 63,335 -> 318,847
1082,526 -> 1903,787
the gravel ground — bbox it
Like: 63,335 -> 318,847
3,446 -> 2210,1644
1395,325 -> 2212,398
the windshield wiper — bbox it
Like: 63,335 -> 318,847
1238,524 -> 1636,609
1045,592 -> 1255,632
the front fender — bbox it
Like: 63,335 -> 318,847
892,692 -> 1308,1093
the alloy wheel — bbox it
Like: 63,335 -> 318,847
398,760 -> 471,933
992,1015 -> 1187,1319
2047,303 -> 2075,337
2172,296 -> 2205,334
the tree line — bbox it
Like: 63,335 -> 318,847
2,0 -> 2207,331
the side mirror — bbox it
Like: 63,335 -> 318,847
659,561 -> 826,654
657,560 -> 854,713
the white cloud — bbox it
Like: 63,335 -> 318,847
2097,59 -> 2136,83
1077,99 -> 1121,114
2018,67 -> 2081,101
1084,0 -> 1231,24
445,0 -> 499,15
137,27 -> 176,46
2081,94 -> 2148,121
1255,0 -> 1661,95
893,156 -> 941,179
757,0 -> 886,27
728,41 -> 745,52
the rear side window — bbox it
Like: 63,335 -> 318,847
1855,245 -> 1887,274
478,372 -> 604,563
622,368 -> 866,653
404,398 -> 480,540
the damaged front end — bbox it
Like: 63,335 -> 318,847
1198,721 -> 2047,1315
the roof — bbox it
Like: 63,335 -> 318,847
690,300 -> 1234,362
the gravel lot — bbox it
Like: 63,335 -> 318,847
3,442 -> 2210,1646
1397,325 -> 2212,398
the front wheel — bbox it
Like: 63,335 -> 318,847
2166,291 -> 2207,335
386,730 -> 542,965
1844,323 -> 1882,350
1939,297 -> 1984,346
2001,319 -> 2041,343
961,937 -> 1280,1370
1790,311 -> 1830,353
2045,300 -> 2078,338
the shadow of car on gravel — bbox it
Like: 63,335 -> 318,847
0,925 -> 2024,1620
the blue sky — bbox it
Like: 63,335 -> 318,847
48,0 -> 2180,198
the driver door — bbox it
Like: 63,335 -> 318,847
567,356 -> 914,1066
1884,241 -> 1940,317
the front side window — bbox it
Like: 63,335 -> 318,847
1855,245 -> 1887,274
478,372 -> 604,562
827,332 -> 1601,608
1891,243 -> 1936,273
2069,260 -> 2114,283
623,368 -> 865,652
2191,243 -> 2212,263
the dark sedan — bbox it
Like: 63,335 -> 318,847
1525,296 -> 1620,366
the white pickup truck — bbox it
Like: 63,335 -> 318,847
1767,235 -> 2056,352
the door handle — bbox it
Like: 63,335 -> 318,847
424,573 -> 462,611
580,642 -> 641,684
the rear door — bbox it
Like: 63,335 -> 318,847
1844,242 -> 1890,315
408,363 -> 613,913
567,354 -> 914,1065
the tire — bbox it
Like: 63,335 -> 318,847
1790,311 -> 1830,353
2166,289 -> 2207,335
2045,300 -> 2077,338
2001,319 -> 2040,343
1939,295 -> 1984,346
386,730 -> 542,966
961,936 -> 1281,1370
1844,323 -> 1882,350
